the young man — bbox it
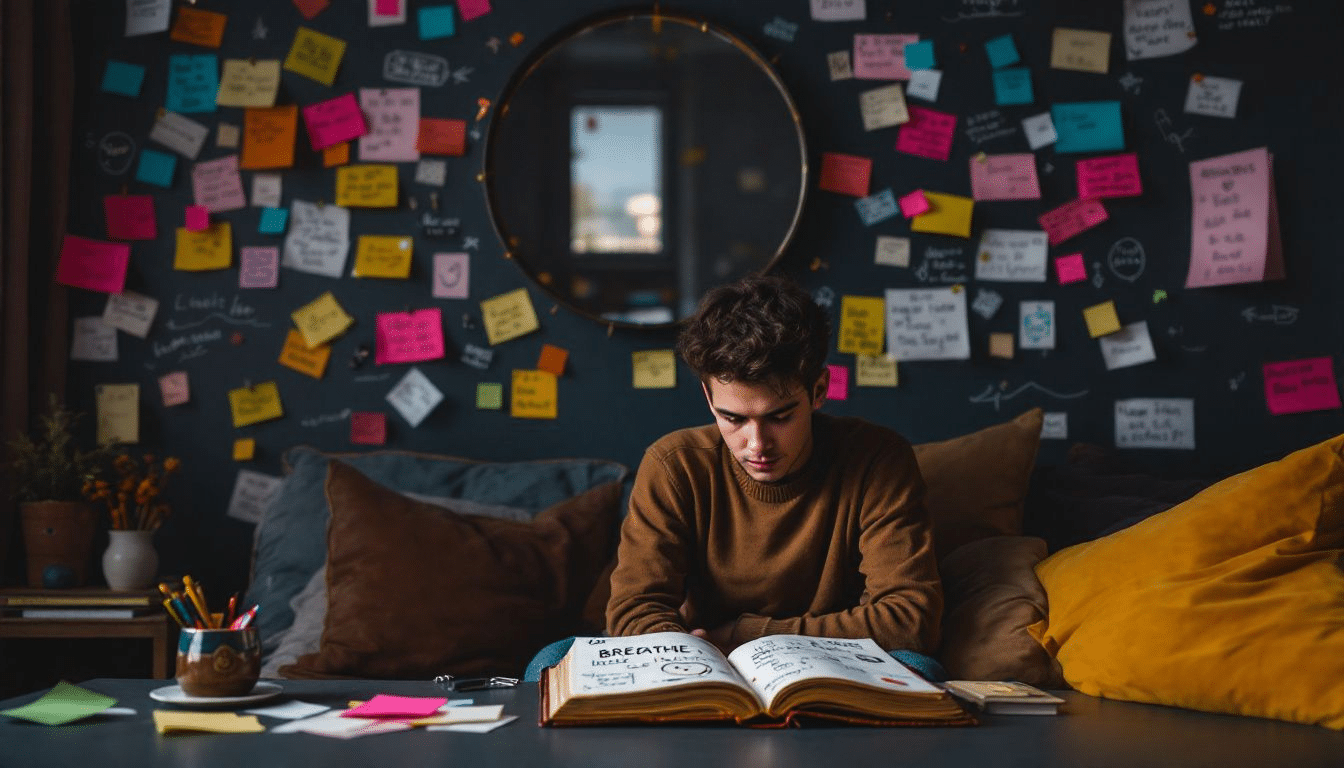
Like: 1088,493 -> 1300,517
605,275 -> 942,662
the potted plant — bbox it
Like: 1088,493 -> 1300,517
4,394 -> 114,587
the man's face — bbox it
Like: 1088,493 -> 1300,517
703,374 -> 827,483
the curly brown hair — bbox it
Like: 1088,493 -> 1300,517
676,274 -> 831,393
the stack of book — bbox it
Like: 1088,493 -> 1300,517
0,588 -> 159,619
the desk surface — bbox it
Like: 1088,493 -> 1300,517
2,678 -> 1341,768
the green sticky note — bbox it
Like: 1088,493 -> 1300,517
0,681 -> 116,726
476,382 -> 503,410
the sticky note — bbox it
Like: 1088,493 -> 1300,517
170,6 -> 227,48
284,26 -> 347,86
1125,0 -> 1197,60
1052,101 -> 1124,153
463,345 -> 494,371
1055,253 -> 1087,284
294,0 -> 331,19
992,67 -> 1034,106
125,0 -> 171,36
418,5 -> 456,39
56,235 -> 129,293
985,34 -> 1020,68
217,123 -> 241,148
135,148 -> 177,188
854,33 -> 920,80
1263,357 -> 1342,415
1019,300 -> 1056,350
828,50 -> 854,81
71,317 -> 116,362
252,174 -> 283,208
283,200 -> 351,278
975,229 -> 1049,282
259,207 -> 289,235
304,93 -> 368,151
895,106 -> 956,161
228,381 -> 285,428
885,287 -> 971,361
837,295 -> 886,356
1038,198 -> 1108,245
510,370 -> 558,419
825,364 -> 850,400
386,367 -> 443,428
1041,412 -> 1068,440
416,158 -> 446,185
174,223 -> 232,272
480,288 -> 540,346
95,383 -> 139,445
855,188 -> 900,226
227,469 -> 284,525
0,681 -> 117,726
292,291 -> 354,348
1082,300 -> 1122,338
1115,399 -> 1195,450
1099,321 -> 1157,370
859,83 -> 909,131
151,108 -> 210,158
359,88 -> 421,162
855,355 -> 898,387
905,69 -> 942,102
1185,147 -> 1281,288
278,328 -> 331,379
233,438 -> 256,461
632,349 -> 677,389
910,192 -> 974,238
898,189 -> 929,217
903,40 -> 935,70
1185,75 -> 1242,119
159,371 -> 190,407
103,290 -> 158,338
154,711 -> 265,735
101,60 -> 145,97
165,54 -> 219,114
969,153 -> 1041,201
239,246 -> 280,289
370,0 -> 408,27
1051,27 -> 1111,74
104,195 -> 157,240
418,118 -> 467,156
476,382 -> 504,410
185,205 -> 209,232
971,289 -> 1004,320
336,165 -> 399,208
537,344 -> 568,376
812,0 -> 864,21
353,235 -> 413,278
217,59 -> 282,108
875,235 -> 911,267
988,332 -> 1014,359
1022,112 -> 1058,150
350,412 -> 388,445
375,308 -> 445,365
1076,153 -> 1142,199
819,153 -> 872,197
192,155 -> 247,213
241,105 -> 298,170
458,0 -> 492,22
432,252 -> 470,298
324,143 -> 351,167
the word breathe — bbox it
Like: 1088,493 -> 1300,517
598,645 -> 693,658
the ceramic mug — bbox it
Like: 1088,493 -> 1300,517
176,627 -> 261,698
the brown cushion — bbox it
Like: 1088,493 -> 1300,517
914,408 -> 1044,558
280,460 -> 622,679
938,535 -> 1065,689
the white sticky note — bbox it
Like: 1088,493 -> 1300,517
974,229 -> 1049,282
1041,412 -> 1069,440
427,715 -> 519,733
1114,398 -> 1195,450
126,0 -> 171,37
859,83 -> 908,131
1184,75 -> 1242,119
874,235 -> 910,267
1099,320 -> 1157,370
149,111 -> 209,159
811,0 -> 864,21
252,173 -> 283,208
884,287 -> 971,361
1022,112 -> 1058,150
905,68 -> 942,102
1123,0 -> 1197,60
416,158 -> 447,186
71,317 -> 118,362
386,366 -> 443,427
282,200 -> 351,278
95,382 -> 139,445
245,701 -> 330,720
102,290 -> 159,338
1019,300 -> 1056,350
227,469 -> 283,524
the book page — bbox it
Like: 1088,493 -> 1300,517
564,633 -> 749,698
727,635 -> 939,711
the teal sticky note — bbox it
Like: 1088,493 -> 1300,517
101,60 -> 145,97
992,67 -> 1034,106
985,34 -> 1020,69
259,207 -> 289,234
135,149 -> 177,188
855,188 -> 899,226
476,382 -> 503,410
418,5 -> 456,40
0,681 -> 116,726
1052,101 -> 1124,154
165,54 -> 218,114
904,40 -> 935,70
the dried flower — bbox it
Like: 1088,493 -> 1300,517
84,451 -> 182,531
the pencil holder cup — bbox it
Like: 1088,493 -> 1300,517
176,627 -> 261,697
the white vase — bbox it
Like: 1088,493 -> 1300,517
102,529 -> 159,591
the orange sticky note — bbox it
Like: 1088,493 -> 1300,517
989,332 -> 1015,359
233,438 -> 256,461
323,142 -> 350,167
277,328 -> 331,379
241,106 -> 298,170
537,344 -> 568,376
170,7 -> 228,49
1082,300 -> 1122,338
417,118 -> 467,156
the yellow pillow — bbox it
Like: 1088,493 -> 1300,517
1029,433 -> 1344,729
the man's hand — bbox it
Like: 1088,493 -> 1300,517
689,624 -> 738,655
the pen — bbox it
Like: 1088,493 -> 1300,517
171,590 -> 203,628
230,604 -> 258,630
182,575 -> 213,628
224,593 -> 238,627
161,597 -> 187,627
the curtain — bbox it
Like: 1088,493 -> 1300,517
0,1 -> 75,579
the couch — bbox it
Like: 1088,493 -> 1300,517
243,409 -> 1344,733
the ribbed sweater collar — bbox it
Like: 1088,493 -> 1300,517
726,414 -> 829,503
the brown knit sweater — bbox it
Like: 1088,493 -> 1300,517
606,413 -> 942,653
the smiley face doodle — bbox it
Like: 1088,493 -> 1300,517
661,661 -> 712,676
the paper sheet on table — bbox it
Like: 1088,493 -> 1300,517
336,165 -> 399,208
1114,398 -> 1195,450
353,235 -> 413,278
96,383 -> 139,445
408,705 -> 504,726
165,54 -> 218,114
837,295 -> 886,356
228,381 -> 284,428
104,195 -> 157,240
375,308 -> 444,364
342,695 -> 445,719
910,192 -> 973,238
480,288 -> 540,345
1185,147 -> 1282,288
1124,0 -> 1197,60
273,710 -> 410,738
283,200 -> 351,278
854,33 -> 919,80
154,710 -> 264,735
241,106 -> 298,169
359,88 -> 421,162
969,153 -> 1040,201
0,681 -> 116,726
1262,357 -> 1342,415
427,714 -> 519,733
285,27 -> 346,86
175,223 -> 232,271
1076,153 -> 1142,199
511,370 -> 558,419
1051,27 -> 1111,73
292,291 -> 354,348
975,229 -> 1048,282
192,155 -> 247,212
885,287 -> 970,361
217,59 -> 282,107
632,349 -> 677,389
386,367 -> 443,428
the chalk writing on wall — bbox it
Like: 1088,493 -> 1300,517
968,380 -> 1090,411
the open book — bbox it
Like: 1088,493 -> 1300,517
539,632 -> 975,727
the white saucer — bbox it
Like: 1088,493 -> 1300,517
149,681 -> 283,708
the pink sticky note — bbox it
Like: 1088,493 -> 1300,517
969,153 -> 1041,201
1076,153 -> 1142,199
374,0 -> 400,15
1263,357 -> 1342,415
104,195 -> 157,240
853,34 -> 920,80
458,0 -> 491,21
159,371 -> 190,407
239,246 -> 280,289
185,205 -> 210,232
375,308 -> 445,365
432,252 -> 469,299
192,155 -> 247,213
1038,198 -> 1108,246
1185,147 -> 1276,288
55,234 -> 129,293
895,106 -> 957,162
303,93 -> 368,151
350,411 -> 388,444
898,189 -> 930,218
826,364 -> 849,401
819,152 -> 872,197
342,694 -> 446,719
359,88 -> 421,162
1055,253 -> 1087,285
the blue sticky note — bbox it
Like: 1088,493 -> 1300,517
985,34 -> 1020,69
165,54 -> 219,114
101,60 -> 145,97
418,5 -> 456,40
992,67 -> 1034,106
855,188 -> 899,226
1052,101 -> 1124,154
259,207 -> 289,235
904,40 -> 936,71
135,149 -> 177,188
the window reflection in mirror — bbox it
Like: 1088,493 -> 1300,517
485,11 -> 807,328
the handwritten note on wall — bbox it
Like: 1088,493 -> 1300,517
1185,146 -> 1283,287
282,200 -> 350,278
1114,398 -> 1195,450
884,287 -> 970,361
975,229 -> 1048,282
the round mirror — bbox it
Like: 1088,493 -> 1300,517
484,10 -> 808,328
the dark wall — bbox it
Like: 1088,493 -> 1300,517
62,0 -> 1343,596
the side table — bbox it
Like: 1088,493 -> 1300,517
0,613 -> 176,679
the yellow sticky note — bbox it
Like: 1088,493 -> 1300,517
95,383 -> 139,446
351,235 -> 413,278
216,59 -> 282,108
989,332 -> 1015,359
510,370 -> 558,419
632,349 -> 677,389
335,164 -> 398,208
480,288 -> 540,346
910,192 -> 974,238
1083,300 -> 1122,338
837,295 -> 886,356
1050,27 -> 1111,74
283,26 -> 346,87
227,381 -> 284,428
153,710 -> 265,735
277,328 -> 331,379
174,223 -> 233,271
233,438 -> 256,461
855,355 -> 898,387
291,291 -> 354,348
